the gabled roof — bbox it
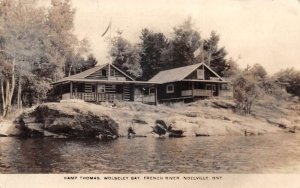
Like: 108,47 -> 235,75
110,63 -> 135,81
53,63 -> 134,84
148,63 -> 225,84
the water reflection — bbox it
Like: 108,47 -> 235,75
1,134 -> 300,173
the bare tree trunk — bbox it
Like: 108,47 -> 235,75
68,59 -> 74,77
1,80 -> 6,115
248,102 -> 252,114
3,80 -> 10,117
8,58 -> 15,107
37,94 -> 40,104
68,66 -> 72,77
17,77 -> 22,109
2,58 -> 16,118
207,51 -> 211,66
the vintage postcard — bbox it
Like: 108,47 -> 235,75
0,0 -> 300,187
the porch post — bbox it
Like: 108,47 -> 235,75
192,82 -> 195,96
70,81 -> 73,99
133,84 -> 135,102
96,83 -> 98,102
155,85 -> 158,105
74,85 -> 77,99
122,83 -> 124,101
60,85 -> 62,100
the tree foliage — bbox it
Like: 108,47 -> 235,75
274,68 -> 300,96
248,63 -> 267,80
168,17 -> 201,68
110,31 -> 142,78
233,69 -> 262,114
0,0 -> 47,116
203,31 -> 227,76
120,17 -> 228,80
0,0 -> 94,117
139,28 -> 168,80
223,58 -> 240,78
232,63 -> 289,114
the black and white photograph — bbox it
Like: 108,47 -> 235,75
0,0 -> 300,186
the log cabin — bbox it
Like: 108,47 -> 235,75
51,62 -> 231,104
148,62 -> 231,103
51,63 -> 158,104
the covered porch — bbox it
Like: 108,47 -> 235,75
55,80 -> 158,104
180,80 -> 232,97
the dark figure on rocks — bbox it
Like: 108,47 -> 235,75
128,126 -> 136,137
152,120 -> 184,137
151,120 -> 168,136
167,124 -> 184,137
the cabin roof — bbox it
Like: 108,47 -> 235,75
52,63 -> 135,84
148,63 -> 225,84
53,78 -> 156,85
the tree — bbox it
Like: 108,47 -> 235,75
45,0 -> 76,81
223,58 -> 240,78
0,0 -> 94,116
203,31 -> 227,76
110,31 -> 142,78
65,38 -> 91,76
166,17 -> 201,68
274,68 -> 300,96
0,58 -> 11,115
139,28 -> 168,80
233,72 -> 261,114
0,0 -> 46,116
249,63 -> 267,80
79,54 -> 98,73
232,64 -> 268,114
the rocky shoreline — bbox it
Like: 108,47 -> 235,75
0,98 -> 299,138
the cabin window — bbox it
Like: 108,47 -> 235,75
212,85 -> 216,91
92,85 -> 96,93
134,88 -> 142,95
197,68 -> 204,79
110,69 -> 115,77
149,87 -> 155,94
102,69 -> 107,76
166,84 -> 174,93
97,84 -> 105,93
221,84 -> 229,90
205,84 -> 212,90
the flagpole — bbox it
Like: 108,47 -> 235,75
201,42 -> 204,64
108,17 -> 112,78
101,18 -> 112,78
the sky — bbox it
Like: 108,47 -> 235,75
42,0 -> 300,74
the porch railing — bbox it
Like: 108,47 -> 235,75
181,89 -> 212,97
181,89 -> 232,97
181,90 -> 192,96
219,90 -> 233,97
97,93 -> 123,102
194,89 -> 212,97
71,92 -> 123,102
134,94 -> 155,103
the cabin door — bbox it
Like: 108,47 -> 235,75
212,84 -> 217,96
205,84 -> 217,96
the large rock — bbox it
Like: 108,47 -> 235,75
14,103 -> 119,138
0,120 -> 21,137
266,118 -> 292,129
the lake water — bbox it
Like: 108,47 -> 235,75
1,134 -> 300,173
